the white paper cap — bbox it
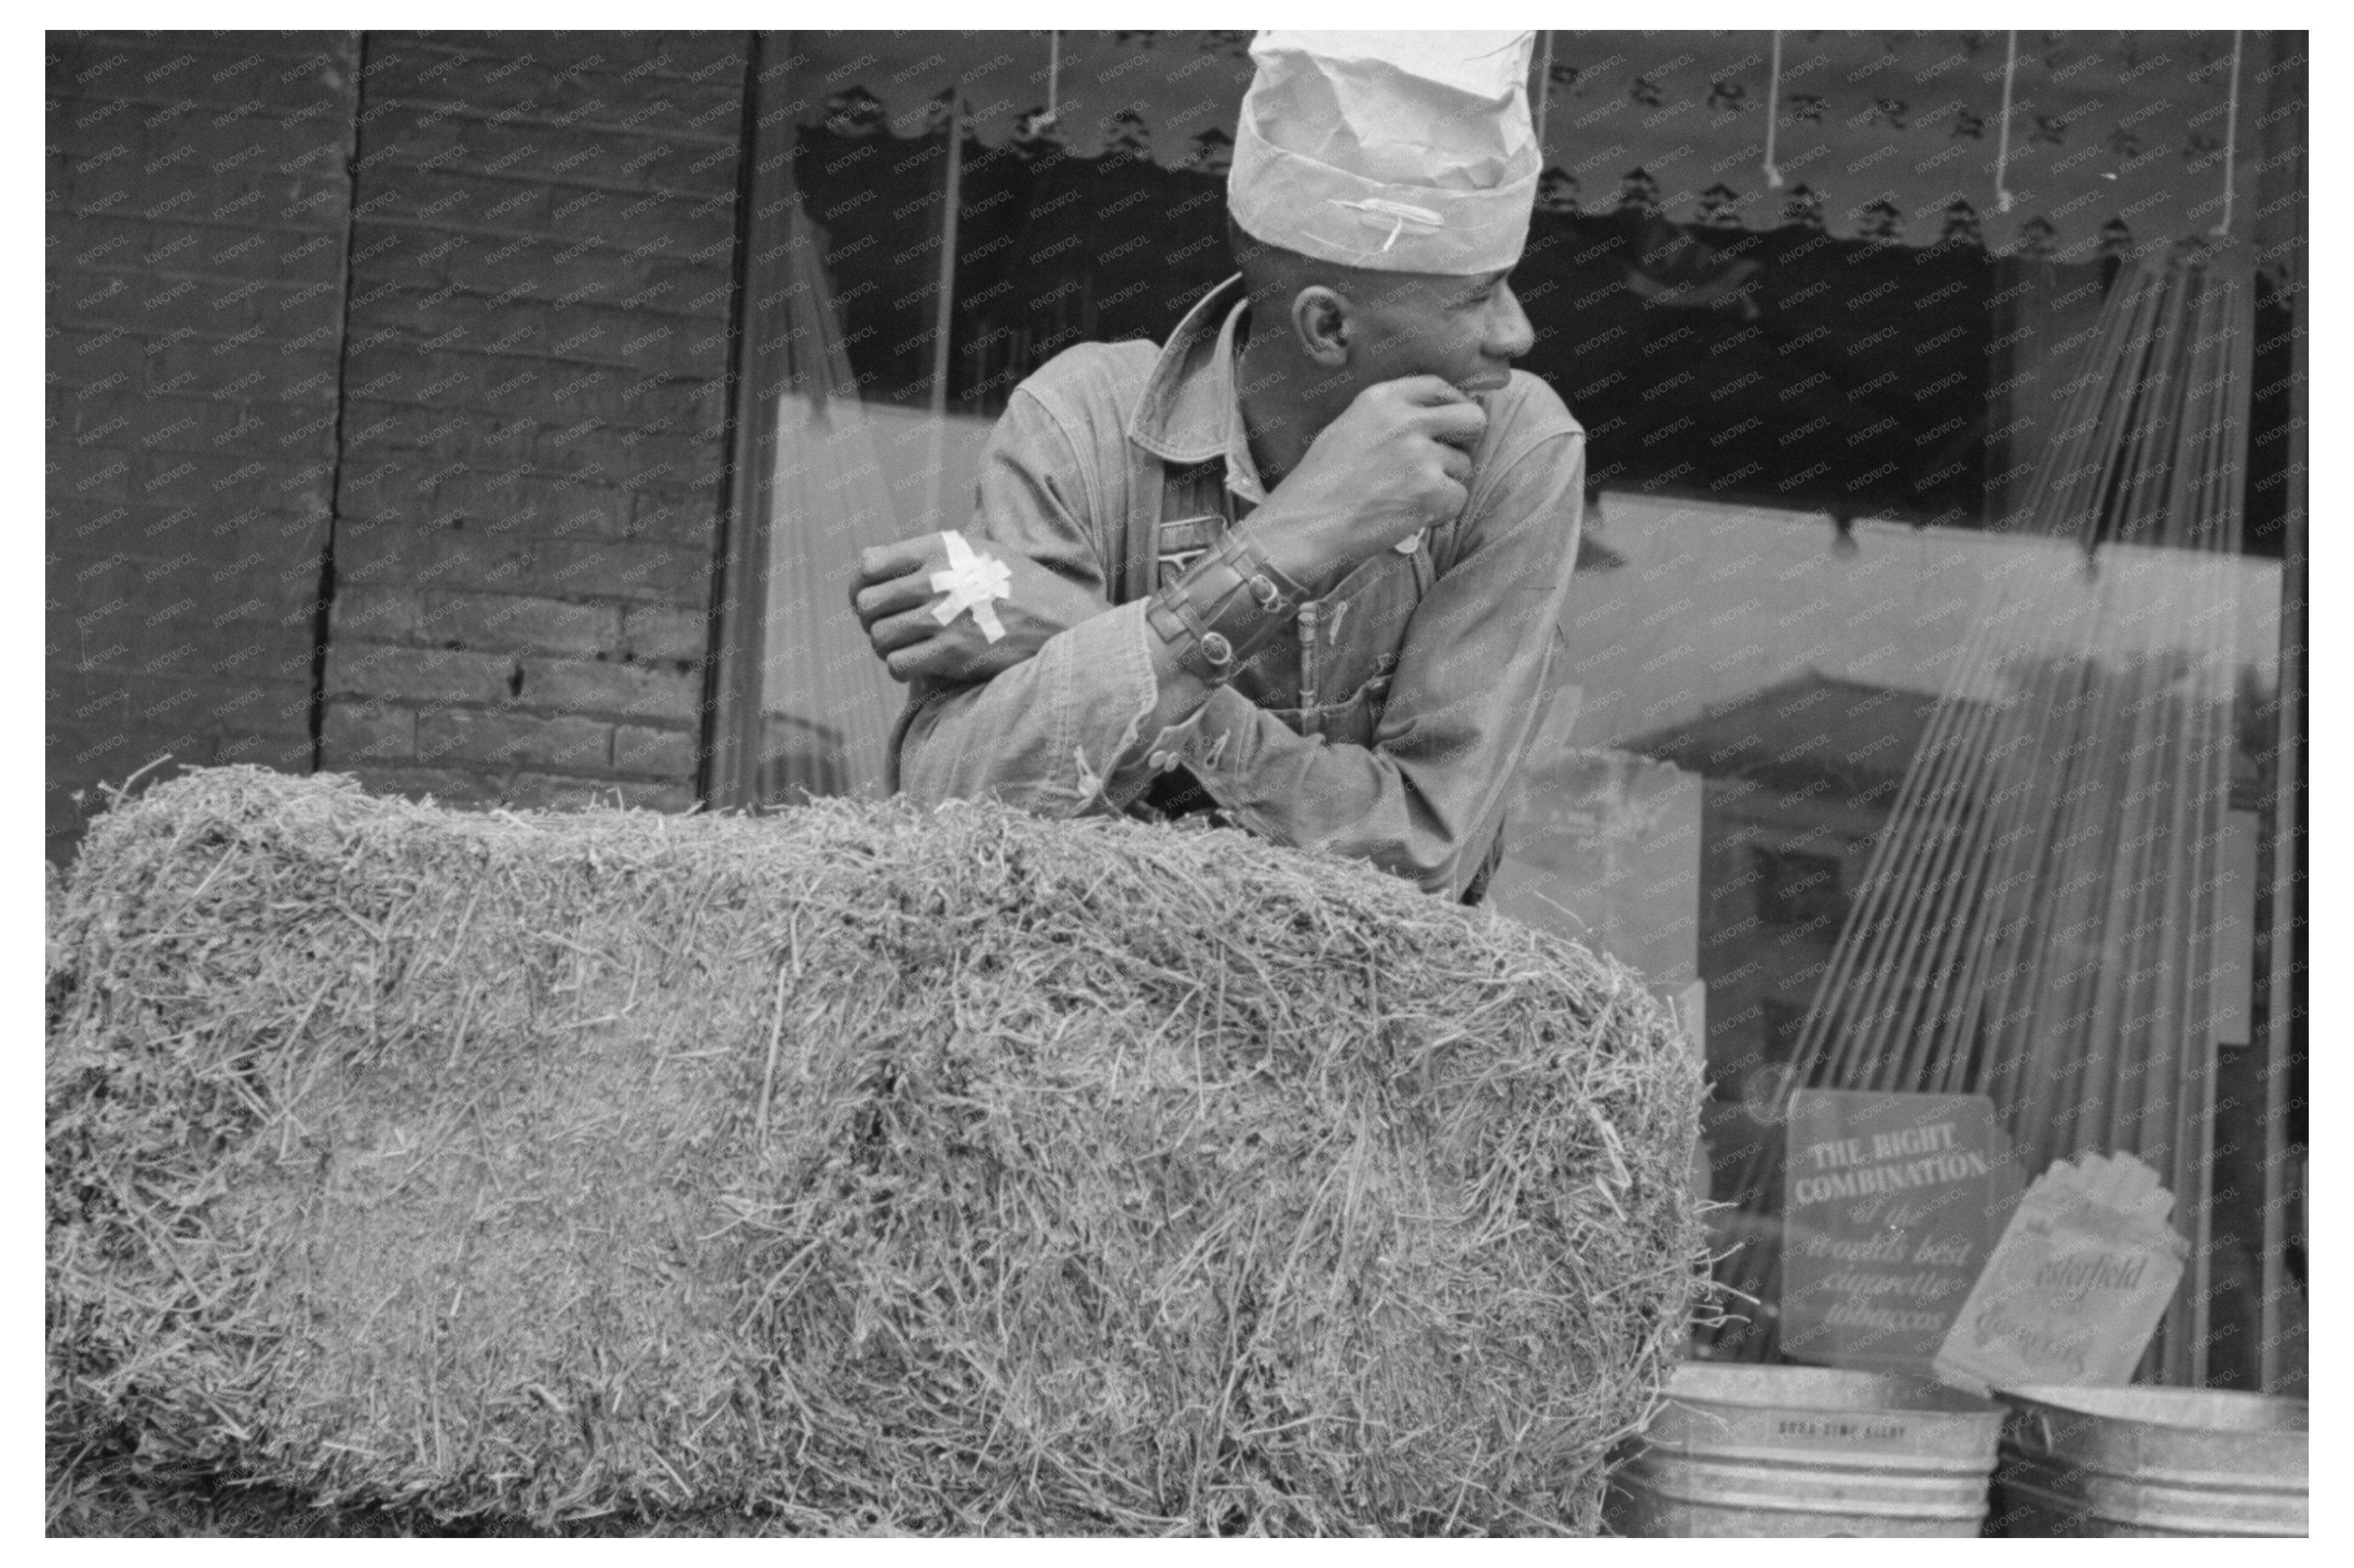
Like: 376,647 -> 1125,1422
1227,31 -> 1541,276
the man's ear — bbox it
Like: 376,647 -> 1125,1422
1288,285 -> 1351,367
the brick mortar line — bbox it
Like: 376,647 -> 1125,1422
55,71 -> 359,95
337,461 -> 724,491
52,264 -> 340,296
347,287 -> 739,331
343,256 -> 734,301
49,290 -> 733,346
351,196 -> 733,230
358,98 -> 743,150
340,490 -> 728,516
92,406 -> 723,449
350,592 -> 695,612
346,158 -> 744,211
336,390 -> 722,429
52,97 -> 358,128
346,285 -> 739,328
51,111 -> 359,148
345,216 -> 736,268
329,546 -> 716,576
46,207 -> 364,242
327,535 -> 717,566
52,196 -> 350,226
53,55 -> 729,102
50,277 -> 733,339
331,647 -> 701,673
337,695 -> 695,725
62,35 -> 387,60
339,340 -> 738,384
365,37 -> 745,84
337,349 -> 726,391
51,81 -> 358,113
56,210 -> 354,234
59,178 -> 736,235
340,438 -> 726,468
325,530 -> 720,562
42,310 -> 350,350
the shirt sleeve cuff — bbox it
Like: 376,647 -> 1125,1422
1107,680 -> 1261,808
1058,599 -> 1164,808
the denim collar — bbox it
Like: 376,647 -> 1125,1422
1126,274 -> 1268,505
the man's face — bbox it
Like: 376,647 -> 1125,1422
1335,268 -> 1536,396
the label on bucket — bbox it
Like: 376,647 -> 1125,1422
1770,1413 -> 1913,1445
1781,1090 -> 2005,1374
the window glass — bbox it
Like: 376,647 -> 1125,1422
744,30 -> 2302,1393
755,33 -> 1251,799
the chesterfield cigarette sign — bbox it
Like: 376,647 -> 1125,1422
1932,1151 -> 2188,1393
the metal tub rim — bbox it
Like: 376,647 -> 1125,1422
1608,1361 -> 2005,1537
1993,1384 -> 2309,1537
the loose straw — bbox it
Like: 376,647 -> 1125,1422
2212,31 -> 2243,235
1994,31 -> 2017,213
1762,31 -> 1783,189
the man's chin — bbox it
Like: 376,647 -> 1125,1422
1456,373 -> 1511,396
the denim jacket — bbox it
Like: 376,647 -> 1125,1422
890,275 -> 1585,901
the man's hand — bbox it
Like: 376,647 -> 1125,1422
1242,376 -> 1487,596
849,533 -> 1110,684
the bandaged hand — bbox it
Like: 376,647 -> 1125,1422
849,531 -> 1112,684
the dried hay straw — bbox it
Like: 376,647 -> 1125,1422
47,766 -> 1704,1536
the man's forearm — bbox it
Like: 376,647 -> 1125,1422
1110,599 -> 1561,900
894,462 -> 1466,815
893,600 -> 1214,813
896,505 -> 1329,806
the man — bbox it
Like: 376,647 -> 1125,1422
848,31 -> 1585,904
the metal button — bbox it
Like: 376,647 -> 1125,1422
1147,750 -> 1169,771
1159,750 -> 1182,773
1248,573 -> 1280,609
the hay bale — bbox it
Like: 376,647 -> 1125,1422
47,766 -> 1704,1536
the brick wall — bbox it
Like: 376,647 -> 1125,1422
320,31 -> 747,812
46,32 -> 362,864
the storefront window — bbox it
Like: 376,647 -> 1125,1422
733,30 -> 2303,1394
747,32 -> 1252,800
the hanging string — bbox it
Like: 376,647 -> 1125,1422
1994,31 -> 2018,213
1701,241 -> 2255,1371
1534,29 -> 1553,150
1043,31 -> 1060,128
2212,31 -> 2243,236
923,90 -> 964,530
1762,31 -> 1784,189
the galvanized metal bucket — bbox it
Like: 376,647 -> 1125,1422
1605,1363 -> 2004,1537
1993,1385 -> 2309,1537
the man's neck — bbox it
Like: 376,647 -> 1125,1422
1235,318 -> 1348,493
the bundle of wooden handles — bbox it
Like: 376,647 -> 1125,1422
1709,237 -> 2257,1388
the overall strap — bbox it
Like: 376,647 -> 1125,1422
1115,432 -> 1166,607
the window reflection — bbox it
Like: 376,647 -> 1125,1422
739,32 -> 2302,1393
